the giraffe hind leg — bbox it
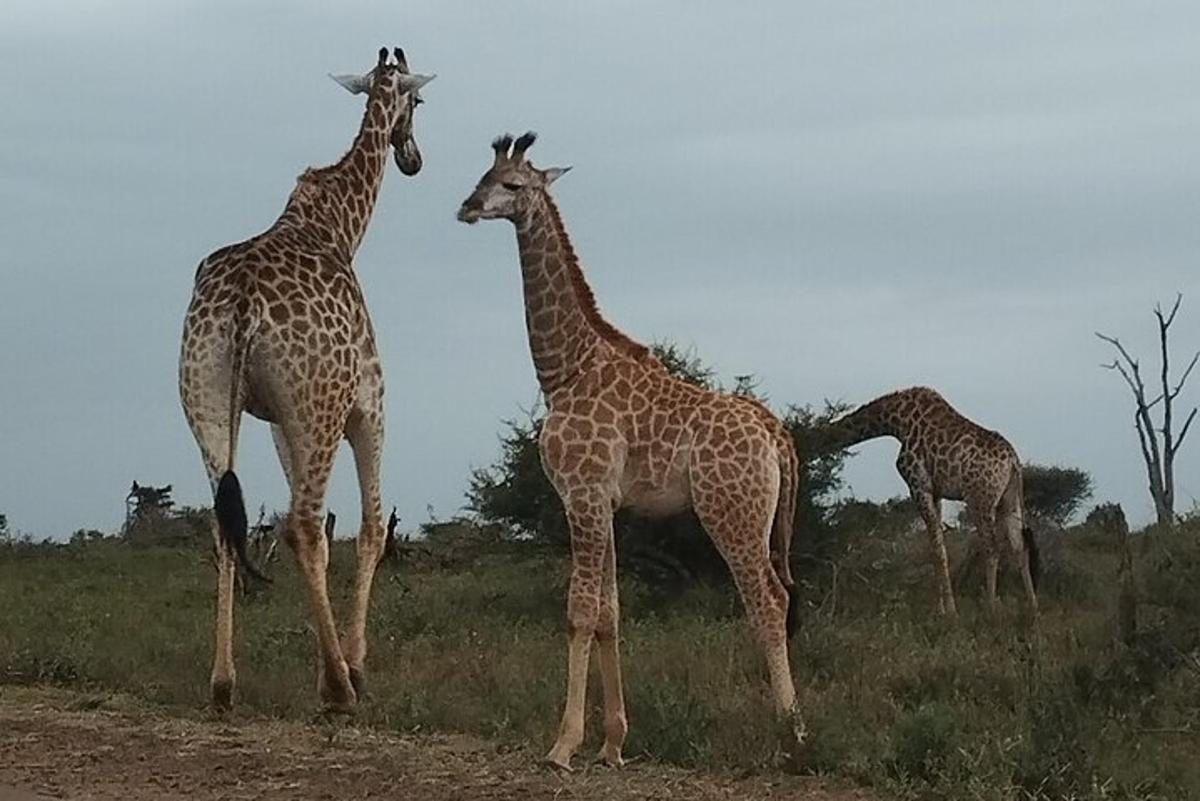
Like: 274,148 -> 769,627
185,412 -> 242,710
341,403 -> 387,695
997,480 -> 1039,614
276,420 -> 357,712
691,472 -> 799,727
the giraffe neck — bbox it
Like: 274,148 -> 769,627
276,89 -> 399,256
833,394 -> 911,448
513,192 -> 613,395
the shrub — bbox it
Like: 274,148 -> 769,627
1022,464 -> 1094,525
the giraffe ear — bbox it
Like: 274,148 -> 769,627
397,73 -> 436,93
542,166 -> 572,185
329,71 -> 373,95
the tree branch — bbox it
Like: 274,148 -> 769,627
1100,358 -> 1142,400
1156,292 -> 1183,331
1097,332 -> 1144,380
1170,350 -> 1200,400
1158,301 -> 1175,461
1174,406 -> 1197,454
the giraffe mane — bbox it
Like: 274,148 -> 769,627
541,193 -> 652,363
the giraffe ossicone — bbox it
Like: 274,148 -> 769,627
459,132 -> 805,770
179,46 -> 432,713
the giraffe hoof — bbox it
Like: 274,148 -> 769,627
319,680 -> 357,715
320,699 -> 357,718
210,679 -> 234,712
541,752 -> 573,772
790,714 -> 808,747
593,748 -> 625,768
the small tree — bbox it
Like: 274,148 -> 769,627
1022,464 -> 1094,526
1097,294 -> 1198,527
783,400 -> 853,531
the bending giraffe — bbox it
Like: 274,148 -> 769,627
178,48 -> 433,712
458,133 -> 803,770
829,386 -> 1039,615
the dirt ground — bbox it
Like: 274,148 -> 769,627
0,687 -> 876,801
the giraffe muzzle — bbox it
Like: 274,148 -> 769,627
394,139 -> 423,176
457,203 -> 482,224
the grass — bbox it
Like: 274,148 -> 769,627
2,517 -> 1199,800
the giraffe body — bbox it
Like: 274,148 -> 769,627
178,48 -> 433,711
832,386 -> 1039,614
459,133 -> 802,770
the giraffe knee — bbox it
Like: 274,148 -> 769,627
595,601 -> 619,641
566,592 -> 601,637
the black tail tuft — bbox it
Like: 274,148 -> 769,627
785,583 -> 800,640
215,470 -> 271,584
1022,525 -> 1040,591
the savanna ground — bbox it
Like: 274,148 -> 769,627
1,512 -> 1198,800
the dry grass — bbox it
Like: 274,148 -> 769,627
1,517 -> 1199,800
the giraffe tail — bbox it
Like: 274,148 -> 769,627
1022,525 -> 1040,591
771,434 -> 801,639
1009,462 -> 1040,593
215,470 -> 271,584
213,305 -> 270,584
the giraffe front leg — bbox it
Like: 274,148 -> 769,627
593,537 -> 627,767
916,492 -> 956,616
545,496 -> 610,771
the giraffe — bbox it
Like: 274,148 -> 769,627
457,133 -> 803,770
828,386 -> 1039,615
178,47 -> 433,712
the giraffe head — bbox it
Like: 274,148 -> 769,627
330,47 -> 435,176
457,132 -> 571,224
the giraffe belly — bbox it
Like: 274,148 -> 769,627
620,445 -> 693,518
623,480 -> 691,518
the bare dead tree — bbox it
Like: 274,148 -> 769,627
1097,293 -> 1199,527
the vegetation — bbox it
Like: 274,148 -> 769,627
2,505 -> 1199,800
1022,464 -> 1094,525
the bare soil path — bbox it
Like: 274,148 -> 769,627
0,687 -> 876,800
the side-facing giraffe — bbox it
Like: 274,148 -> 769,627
178,47 -> 433,712
458,133 -> 803,770
828,386 -> 1039,615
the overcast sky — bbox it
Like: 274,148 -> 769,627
1,2 -> 1197,538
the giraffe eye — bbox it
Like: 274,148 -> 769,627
413,96 -> 424,106
502,182 -> 523,191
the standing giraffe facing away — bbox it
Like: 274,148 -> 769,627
829,387 -> 1039,615
458,133 -> 803,770
178,48 -> 433,712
